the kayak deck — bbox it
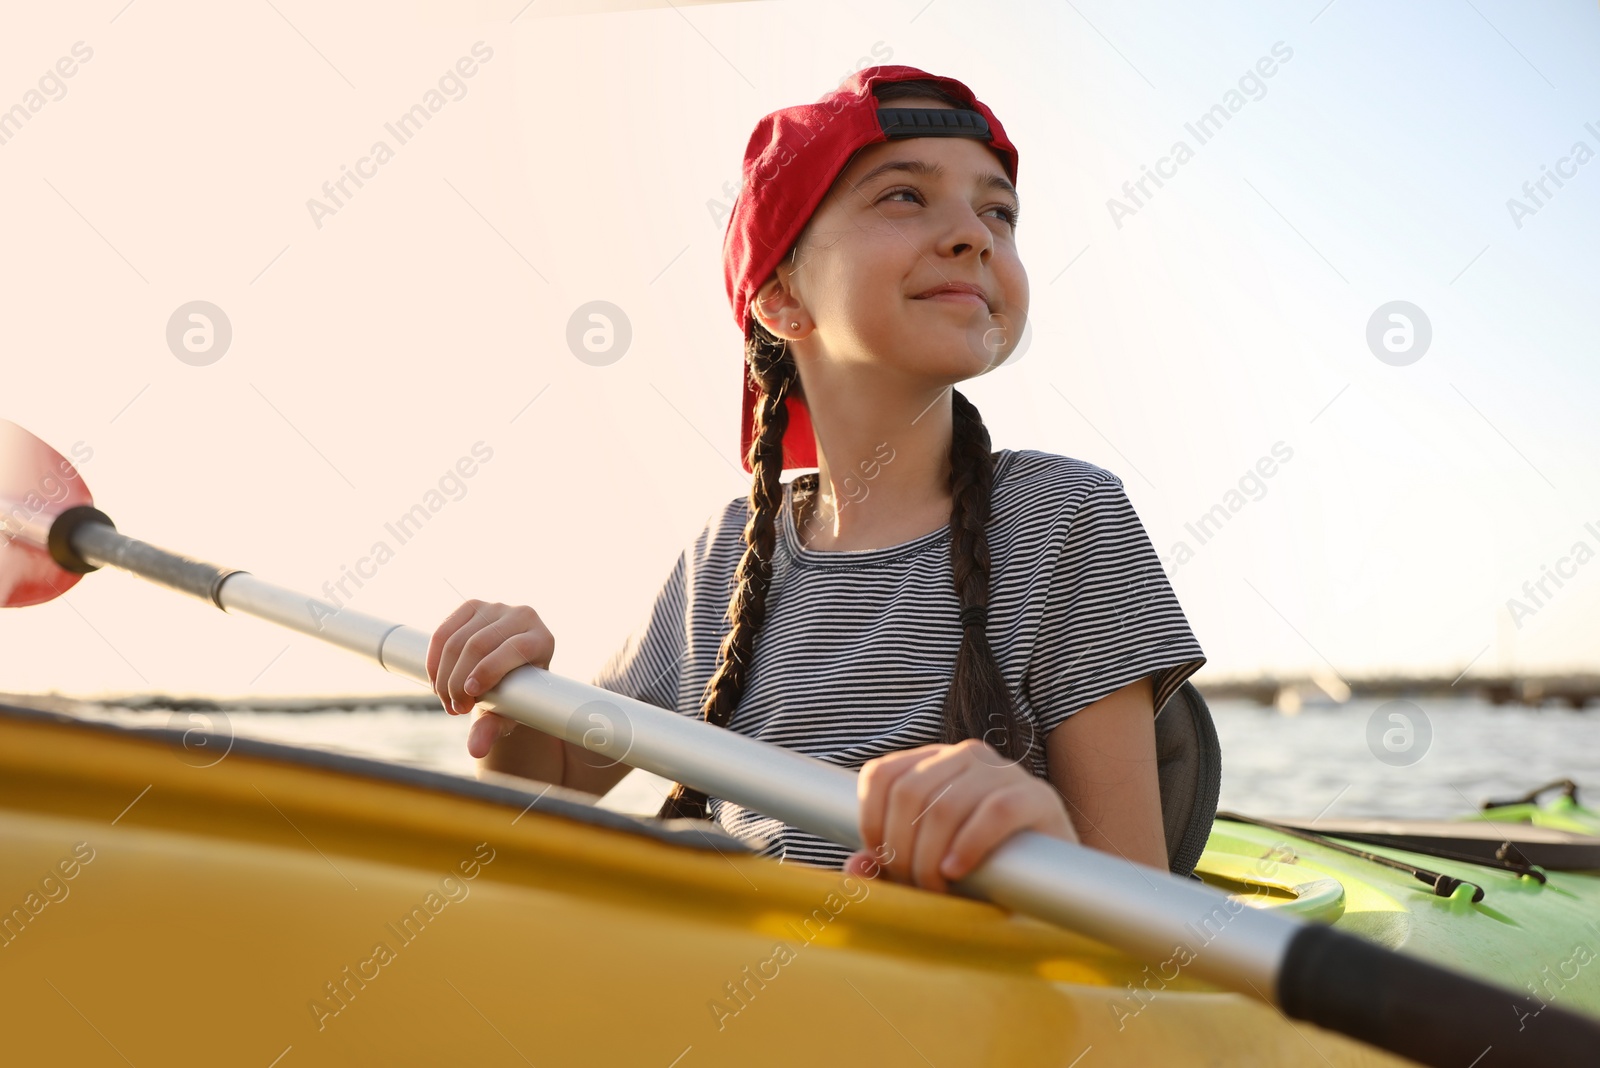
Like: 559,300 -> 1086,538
3,702 -> 1594,1066
1197,819 -> 1600,1021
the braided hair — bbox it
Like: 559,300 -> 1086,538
656,79 -> 1033,822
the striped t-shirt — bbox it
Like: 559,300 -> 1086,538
590,448 -> 1206,869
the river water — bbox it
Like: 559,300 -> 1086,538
66,695 -> 1600,822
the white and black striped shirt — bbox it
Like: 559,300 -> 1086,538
590,448 -> 1206,869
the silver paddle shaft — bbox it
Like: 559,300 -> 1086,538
55,515 -> 1298,1002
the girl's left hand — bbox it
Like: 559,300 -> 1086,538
841,737 -> 1081,893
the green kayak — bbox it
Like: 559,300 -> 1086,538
1194,781 -> 1600,1029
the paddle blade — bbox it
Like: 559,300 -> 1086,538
0,419 -> 95,608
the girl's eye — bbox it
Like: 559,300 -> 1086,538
990,204 -> 1021,228
878,187 -> 1020,229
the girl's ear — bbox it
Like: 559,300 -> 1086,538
753,274 -> 810,341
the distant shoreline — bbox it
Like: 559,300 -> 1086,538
6,673 -> 1600,714
1199,674 -> 1600,710
0,690 -> 445,714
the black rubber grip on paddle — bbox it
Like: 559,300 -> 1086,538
46,505 -> 114,574
59,511 -> 245,610
1278,924 -> 1600,1066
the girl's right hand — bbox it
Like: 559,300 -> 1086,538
426,599 -> 556,760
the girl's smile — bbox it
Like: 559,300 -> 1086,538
916,291 -> 989,308
756,105 -> 1030,388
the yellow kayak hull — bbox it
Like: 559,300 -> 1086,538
0,706 -> 1410,1067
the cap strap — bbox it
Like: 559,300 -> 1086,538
877,107 -> 992,141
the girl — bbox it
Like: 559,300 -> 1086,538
427,66 -> 1205,895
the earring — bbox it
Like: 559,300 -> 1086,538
789,321 -> 799,329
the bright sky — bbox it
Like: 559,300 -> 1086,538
3,0 -> 1597,700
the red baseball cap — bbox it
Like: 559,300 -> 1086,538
724,66 -> 1019,474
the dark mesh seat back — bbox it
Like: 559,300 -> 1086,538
1155,681 -> 1222,877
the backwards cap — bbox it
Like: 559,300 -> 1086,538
722,65 -> 1019,474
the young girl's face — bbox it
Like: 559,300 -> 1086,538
771,97 -> 1028,382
